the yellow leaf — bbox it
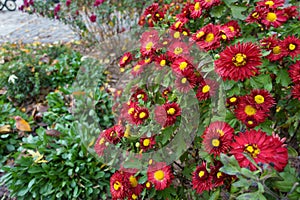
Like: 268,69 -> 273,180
27,150 -> 48,163
88,137 -> 95,147
0,125 -> 11,133
15,116 -> 31,132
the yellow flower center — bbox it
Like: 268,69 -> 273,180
99,137 -> 105,145
175,21 -> 182,29
247,120 -> 254,125
128,107 -> 135,115
289,44 -> 296,51
132,194 -> 138,199
154,170 -> 165,181
149,159 -> 153,165
196,31 -> 205,39
174,31 -> 180,39
244,105 -> 256,116
230,97 -> 237,103
143,139 -> 150,147
265,0 -> 274,7
272,46 -> 281,54
202,85 -> 210,93
129,176 -> 138,187
194,2 -> 200,11
137,94 -> 144,99
133,64 -> 141,72
232,53 -> 247,67
205,33 -> 215,42
221,34 -> 227,40
145,58 -> 151,63
228,26 -> 234,32
198,170 -> 205,178
146,182 -> 151,188
146,42 -> 153,51
183,31 -> 188,36
113,181 -> 122,191
181,77 -> 187,84
252,12 -> 259,19
212,138 -> 220,147
160,59 -> 166,67
217,129 -> 224,136
122,56 -> 128,63
217,172 -> 222,178
167,108 -> 176,115
266,12 -> 277,22
139,112 -> 147,119
254,95 -> 264,104
174,47 -> 183,55
245,144 -> 260,158
179,61 -> 188,70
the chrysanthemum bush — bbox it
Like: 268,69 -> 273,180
20,0 -> 149,42
74,0 -> 300,199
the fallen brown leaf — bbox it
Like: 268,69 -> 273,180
0,125 -> 12,134
14,116 -> 32,132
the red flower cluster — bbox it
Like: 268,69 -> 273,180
139,135 -> 156,152
289,61 -> 300,101
110,169 -> 144,200
192,161 -> 232,194
233,89 -> 275,128
230,130 -> 288,172
260,35 -> 300,61
94,125 -> 125,156
245,0 -> 299,28
147,162 -> 173,191
121,101 -> 150,125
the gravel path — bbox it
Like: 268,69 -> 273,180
0,0 -> 78,43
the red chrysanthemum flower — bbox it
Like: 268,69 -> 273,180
261,9 -> 287,28
131,88 -> 148,102
110,171 -> 130,199
210,161 -> 228,188
247,89 -> 275,110
282,35 -> 300,59
132,107 -> 150,125
103,125 -> 125,144
234,98 -> 268,127
170,16 -> 189,31
171,56 -> 194,75
257,0 -> 284,8
230,130 -> 288,171
260,36 -> 286,62
119,52 -> 133,68
189,1 -> 202,19
291,84 -> 300,101
143,3 -> 159,16
140,136 -> 156,152
283,6 -> 299,19
89,14 -> 97,22
226,95 -> 239,107
94,133 -> 107,156
224,20 -> 241,37
155,54 -> 169,69
199,0 -> 221,9
120,101 -> 138,123
131,61 -> 145,77
147,162 -> 173,191
289,61 -> 300,84
140,30 -> 160,56
162,88 -> 172,99
214,42 -> 262,81
192,23 -> 221,51
269,133 -> 288,171
154,102 -> 181,127
168,41 -> 190,57
175,69 -> 197,93
219,25 -> 236,42
192,162 -> 213,194
245,7 -> 265,23
202,121 -> 234,156
196,79 -> 218,101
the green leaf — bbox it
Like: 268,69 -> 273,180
250,74 -> 272,91
28,178 -> 36,189
209,188 -> 220,200
236,192 -> 267,200
210,5 -> 225,18
18,187 -> 29,196
219,154 -> 241,175
223,0 -> 238,6
276,69 -> 291,87
230,5 -> 247,20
